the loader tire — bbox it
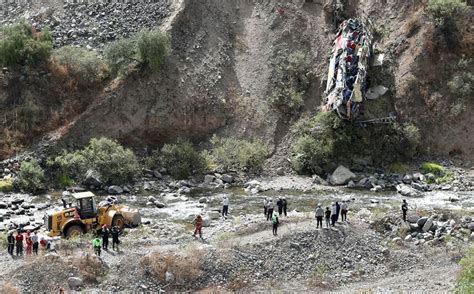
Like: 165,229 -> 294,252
66,225 -> 84,238
112,214 -> 125,229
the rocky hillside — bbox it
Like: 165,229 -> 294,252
0,0 -> 473,165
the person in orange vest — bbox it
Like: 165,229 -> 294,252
25,230 -> 33,255
193,214 -> 203,239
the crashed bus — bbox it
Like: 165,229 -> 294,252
324,18 -> 373,120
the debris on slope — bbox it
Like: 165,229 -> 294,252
324,18 -> 373,120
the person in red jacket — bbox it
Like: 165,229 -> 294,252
193,214 -> 203,239
25,230 -> 33,255
15,231 -> 24,256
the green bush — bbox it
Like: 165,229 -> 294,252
105,29 -> 171,76
209,136 -> 269,172
291,112 -> 421,175
50,137 -> 139,185
0,21 -> 52,67
420,162 -> 445,175
104,37 -> 137,76
456,247 -> 474,293
0,179 -> 13,192
14,160 -> 45,193
270,50 -> 309,113
52,46 -> 109,83
148,140 -> 205,180
136,29 -> 171,71
427,0 -> 466,27
448,58 -> 474,100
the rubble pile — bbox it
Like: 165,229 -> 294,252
1,1 -> 172,50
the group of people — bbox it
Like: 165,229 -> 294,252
315,200 -> 349,229
263,197 -> 288,220
92,224 -> 122,257
6,230 -> 49,257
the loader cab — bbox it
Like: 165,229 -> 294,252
72,192 -> 98,219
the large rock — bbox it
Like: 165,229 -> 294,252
407,214 -> 420,223
417,217 -> 429,227
67,277 -> 83,290
422,217 -> 434,232
207,211 -> 221,220
202,216 -> 211,227
221,174 -> 234,184
204,175 -> 215,184
83,170 -> 102,187
396,184 -> 422,198
108,185 -> 123,195
155,202 -> 166,208
329,166 -> 356,186
467,222 -> 474,232
0,202 -> 8,209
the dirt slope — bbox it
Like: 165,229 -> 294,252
1,0 -> 473,162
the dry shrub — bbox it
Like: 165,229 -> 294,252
141,249 -> 203,285
73,253 -> 109,283
405,16 -> 421,37
0,282 -> 21,294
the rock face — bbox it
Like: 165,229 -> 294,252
422,218 -> 434,232
329,166 -> 356,186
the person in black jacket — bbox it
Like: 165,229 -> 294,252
276,198 -> 283,216
111,226 -> 122,252
7,231 -> 14,255
335,201 -> 341,223
282,198 -> 288,217
325,207 -> 331,229
102,225 -> 110,251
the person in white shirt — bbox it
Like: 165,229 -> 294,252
263,197 -> 269,216
315,204 -> 324,229
341,201 -> 349,222
267,199 -> 274,221
222,195 -> 229,217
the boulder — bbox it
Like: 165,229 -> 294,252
407,214 -> 420,223
147,196 -> 157,203
449,195 -> 460,202
404,235 -> 413,242
396,184 -> 422,198
11,198 -> 24,205
155,202 -> 166,208
422,218 -> 434,233
207,211 -> 221,220
153,170 -> 163,179
67,277 -> 84,290
417,217 -> 429,227
204,175 -> 215,184
221,174 -> 234,184
370,185 -> 382,192
411,183 -> 424,191
198,197 -> 208,203
276,167 -> 285,176
347,181 -> 356,188
143,182 -> 152,190
202,216 -> 211,227
108,185 -> 123,195
83,170 -> 102,187
0,202 -> 7,209
392,237 -> 403,246
402,174 -> 413,184
468,222 -> 474,232
329,166 -> 356,186
312,175 -> 328,185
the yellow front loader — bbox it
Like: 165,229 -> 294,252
44,192 -> 141,237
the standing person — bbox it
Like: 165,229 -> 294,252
222,195 -> 229,217
341,201 -> 348,222
92,235 -> 102,256
272,211 -> 279,236
31,231 -> 39,256
111,226 -> 121,251
276,197 -> 283,216
282,198 -> 288,217
102,225 -> 109,251
7,231 -> 15,255
263,197 -> 269,216
315,204 -> 324,229
331,203 -> 338,226
335,201 -> 341,223
325,207 -> 331,228
193,214 -> 203,239
15,231 -> 24,256
267,199 -> 274,221
25,230 -> 32,255
401,199 -> 408,222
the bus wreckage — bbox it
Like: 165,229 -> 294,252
324,18 -> 373,120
